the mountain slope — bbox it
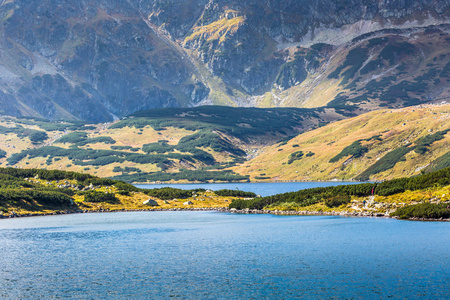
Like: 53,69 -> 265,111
0,106 -> 338,182
233,104 -> 450,181
1,104 -> 448,183
1,1 -> 450,121
270,26 -> 450,113
0,0 -> 208,122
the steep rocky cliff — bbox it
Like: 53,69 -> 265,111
0,0 -> 208,122
177,0 -> 450,105
0,0 -> 449,121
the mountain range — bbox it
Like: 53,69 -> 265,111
1,0 -> 450,122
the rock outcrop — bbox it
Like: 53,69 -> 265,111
0,0 -> 449,121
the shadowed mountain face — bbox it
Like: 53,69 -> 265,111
0,0 -> 209,122
0,0 -> 449,122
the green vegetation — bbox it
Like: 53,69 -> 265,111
366,37 -> 388,48
0,149 -> 6,159
360,59 -> 383,75
110,146 -> 139,152
6,146 -> 186,170
229,183 -> 374,210
356,130 -> 449,180
143,141 -> 174,154
374,167 -> 450,196
214,190 -> 256,198
230,167 -> 450,212
357,146 -> 413,180
142,187 -> 193,200
288,151 -> 304,164
0,125 -> 48,144
56,132 -> 116,146
0,169 -> 85,212
325,195 -> 351,208
7,107 -> 318,181
0,189 -> 73,207
329,141 -> 368,163
7,117 -> 93,132
177,130 -> 245,157
0,167 -> 247,215
113,166 -> 142,173
84,191 -> 118,203
112,106 -> 314,141
391,203 -> 450,219
28,131 -> 49,144
112,169 -> 249,183
414,129 -> 449,154
426,151 -> 450,173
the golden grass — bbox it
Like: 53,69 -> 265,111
233,104 -> 450,181
1,184 -> 232,216
185,13 -> 245,44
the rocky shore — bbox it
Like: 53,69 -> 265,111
0,207 -> 230,219
229,208 -> 450,221
1,207 -> 449,222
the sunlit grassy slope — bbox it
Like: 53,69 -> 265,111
233,104 -> 450,181
0,106 -> 329,183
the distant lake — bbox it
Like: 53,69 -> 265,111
0,212 -> 448,298
136,181 -> 362,196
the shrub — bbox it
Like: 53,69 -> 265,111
214,190 -> 257,197
288,151 -> 304,164
84,191 -> 118,203
28,131 -> 48,144
330,141 -> 368,163
357,146 -> 414,180
391,203 -> 450,219
325,195 -> 351,208
143,187 -> 191,200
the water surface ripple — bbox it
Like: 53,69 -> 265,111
0,212 -> 449,299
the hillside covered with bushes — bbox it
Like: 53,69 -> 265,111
0,168 -> 249,217
0,106 -> 335,183
230,166 -> 450,220
0,104 -> 448,184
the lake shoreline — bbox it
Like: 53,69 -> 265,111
0,207 -> 230,219
1,207 -> 449,222
230,208 -> 450,221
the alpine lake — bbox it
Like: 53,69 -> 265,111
0,182 -> 448,299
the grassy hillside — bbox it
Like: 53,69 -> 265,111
230,166 -> 450,220
0,168 -> 254,217
234,104 -> 450,181
0,106 -> 337,183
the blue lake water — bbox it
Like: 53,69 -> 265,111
0,212 -> 449,299
136,181 -> 360,197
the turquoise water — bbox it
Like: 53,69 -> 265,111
136,181 -> 360,197
0,212 -> 449,299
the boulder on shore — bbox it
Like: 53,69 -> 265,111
143,199 -> 159,206
183,201 -> 193,205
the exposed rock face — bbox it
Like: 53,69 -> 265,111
179,0 -> 450,98
0,0 -> 208,122
0,0 -> 449,121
